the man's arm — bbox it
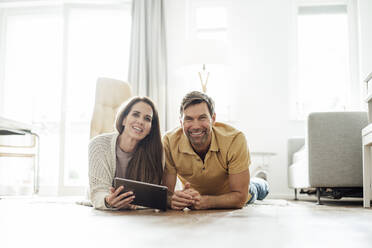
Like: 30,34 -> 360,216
191,132 -> 251,209
192,169 -> 250,210
162,171 -> 195,210
162,170 -> 176,202
162,134 -> 196,210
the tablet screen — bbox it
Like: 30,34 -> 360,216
113,177 -> 168,211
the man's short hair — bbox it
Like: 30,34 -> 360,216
180,91 -> 215,117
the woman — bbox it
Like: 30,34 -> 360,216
88,96 -> 163,210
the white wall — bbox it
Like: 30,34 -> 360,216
165,0 -> 371,197
165,0 -> 305,197
228,0 -> 298,196
358,0 -> 372,86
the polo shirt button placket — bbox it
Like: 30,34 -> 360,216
195,157 -> 205,171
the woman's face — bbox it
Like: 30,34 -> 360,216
122,101 -> 153,141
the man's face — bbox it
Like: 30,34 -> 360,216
180,102 -> 216,152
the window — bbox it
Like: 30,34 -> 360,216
292,4 -> 357,119
64,7 -> 131,187
1,8 -> 63,190
195,6 -> 227,40
0,1 -> 132,195
189,1 -> 228,41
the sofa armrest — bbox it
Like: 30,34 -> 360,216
287,137 -> 305,166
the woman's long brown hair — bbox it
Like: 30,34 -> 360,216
115,97 -> 163,185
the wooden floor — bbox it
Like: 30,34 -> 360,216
1,197 -> 372,248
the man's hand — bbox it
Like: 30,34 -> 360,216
183,187 -> 210,210
105,186 -> 136,210
180,170 -> 250,210
189,194 -> 207,210
171,183 -> 197,210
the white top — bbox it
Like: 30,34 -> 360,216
88,132 -> 120,210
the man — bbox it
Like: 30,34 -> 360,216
162,91 -> 269,210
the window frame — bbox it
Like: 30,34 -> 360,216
61,2 -> 131,194
0,0 -> 132,196
289,0 -> 360,120
187,0 -> 230,41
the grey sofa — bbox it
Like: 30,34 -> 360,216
288,112 -> 368,204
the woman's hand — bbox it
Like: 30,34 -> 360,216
105,186 -> 136,210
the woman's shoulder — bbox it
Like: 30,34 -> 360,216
89,132 -> 118,150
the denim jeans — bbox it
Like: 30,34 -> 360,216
247,177 -> 269,204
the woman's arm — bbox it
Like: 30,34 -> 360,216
88,137 -> 114,210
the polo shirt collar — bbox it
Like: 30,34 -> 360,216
178,127 -> 219,154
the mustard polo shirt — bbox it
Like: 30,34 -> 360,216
163,122 -> 251,200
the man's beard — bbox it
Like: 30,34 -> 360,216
186,129 -> 209,148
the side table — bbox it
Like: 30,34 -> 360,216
0,117 -> 40,195
362,72 -> 372,208
363,123 -> 372,207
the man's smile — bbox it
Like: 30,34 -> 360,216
188,130 -> 206,137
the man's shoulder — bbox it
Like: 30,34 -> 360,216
212,122 -> 247,153
163,126 -> 184,142
213,122 -> 245,140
